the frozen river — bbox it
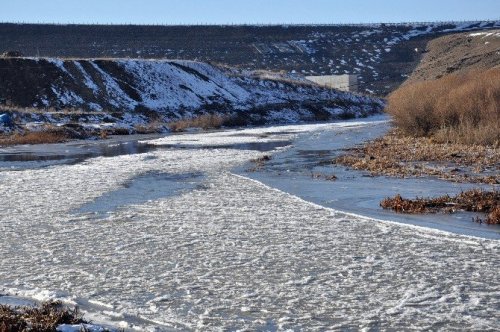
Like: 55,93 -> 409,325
0,117 -> 499,331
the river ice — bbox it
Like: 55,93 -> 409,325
0,118 -> 499,331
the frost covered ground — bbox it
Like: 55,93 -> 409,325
0,118 -> 499,331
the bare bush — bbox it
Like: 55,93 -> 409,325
333,129 -> 500,184
134,120 -> 165,134
386,68 -> 500,146
168,114 -> 229,132
380,189 -> 500,224
0,301 -> 85,332
0,128 -> 71,145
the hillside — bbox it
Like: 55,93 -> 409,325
405,29 -> 500,83
1,21 -> 499,95
0,57 -> 383,134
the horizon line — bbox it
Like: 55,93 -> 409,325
0,18 -> 499,27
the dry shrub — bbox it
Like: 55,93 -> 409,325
386,68 -> 500,146
247,155 -> 272,172
0,301 -> 85,332
134,120 -> 164,134
487,206 -> 500,224
311,172 -> 338,181
380,189 -> 500,224
380,194 -> 453,214
0,129 -> 70,145
168,114 -> 228,132
333,130 -> 500,184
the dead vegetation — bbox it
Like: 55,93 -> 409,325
0,301 -> 85,332
168,114 -> 229,132
168,113 -> 251,132
487,206 -> 500,224
0,128 -> 73,146
333,129 -> 500,184
247,155 -> 272,172
386,68 -> 500,146
311,172 -> 337,181
380,189 -> 500,224
133,120 -> 165,134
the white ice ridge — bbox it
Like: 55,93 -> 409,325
0,122 -> 498,331
143,119 -> 384,147
469,31 -> 500,38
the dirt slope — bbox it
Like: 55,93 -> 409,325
406,30 -> 500,83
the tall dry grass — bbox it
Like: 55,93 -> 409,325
0,129 -> 70,145
168,114 -> 229,132
386,68 -> 500,146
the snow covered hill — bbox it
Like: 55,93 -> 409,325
0,58 -> 383,133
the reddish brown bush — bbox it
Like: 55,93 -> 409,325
380,189 -> 500,224
0,301 -> 85,332
168,114 -> 229,132
0,129 -> 70,146
487,206 -> 500,224
386,68 -> 500,146
380,193 -> 452,214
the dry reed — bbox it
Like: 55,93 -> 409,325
386,68 -> 500,146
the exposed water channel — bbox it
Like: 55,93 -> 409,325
1,118 -> 498,239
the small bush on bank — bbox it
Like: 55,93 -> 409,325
380,189 -> 500,224
168,114 -> 229,132
134,120 -> 165,134
0,128 -> 71,145
386,68 -> 500,146
0,301 -> 85,332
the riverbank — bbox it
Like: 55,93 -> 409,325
334,129 -> 499,184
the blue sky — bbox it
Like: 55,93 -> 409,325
0,0 -> 498,25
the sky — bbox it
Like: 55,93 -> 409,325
0,0 -> 498,25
